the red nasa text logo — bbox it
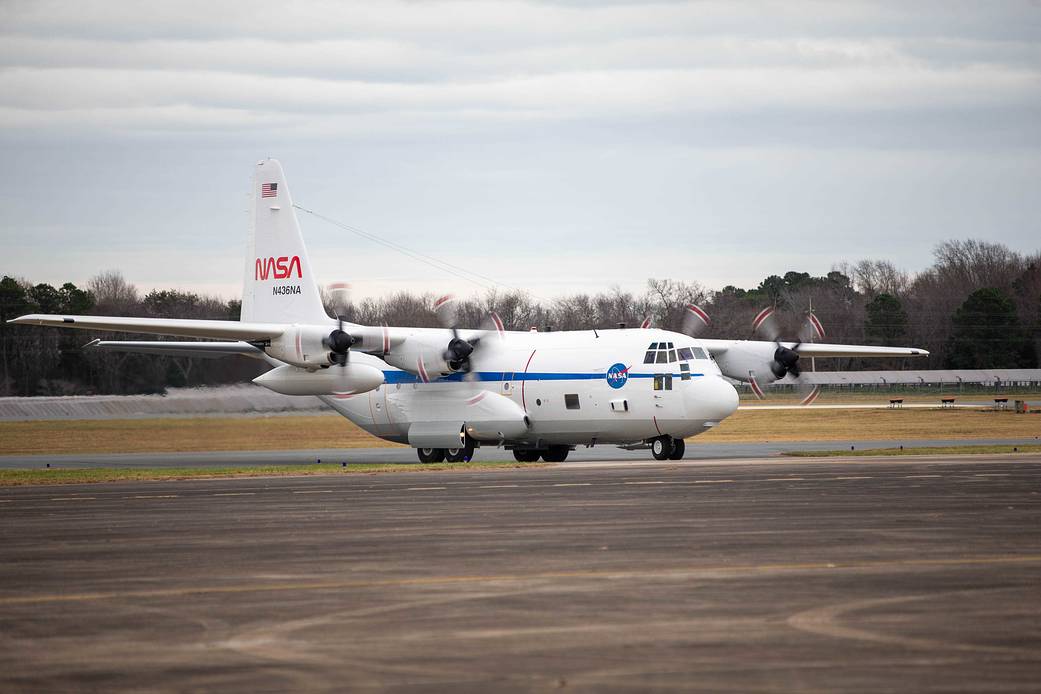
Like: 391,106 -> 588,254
255,256 -> 302,281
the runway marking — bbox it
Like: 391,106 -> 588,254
692,479 -> 734,484
903,475 -> 942,478
292,490 -> 333,494
213,492 -> 256,497
766,477 -> 805,482
479,485 -> 519,489
624,481 -> 665,485
51,496 -> 96,501
553,483 -> 591,487
974,473 -> 1010,477
4,555 -> 1039,607
832,476 -> 873,480
0,500 -> 12,503
407,487 -> 446,491
128,495 -> 179,499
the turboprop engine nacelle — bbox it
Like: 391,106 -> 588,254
266,325 -> 342,368
254,363 -> 384,396
381,333 -> 456,380
712,341 -> 792,386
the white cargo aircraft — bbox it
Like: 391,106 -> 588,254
11,160 -> 928,463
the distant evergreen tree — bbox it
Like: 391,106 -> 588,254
0,276 -> 31,394
945,288 -> 1038,369
864,293 -> 908,343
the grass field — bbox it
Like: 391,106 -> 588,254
0,407 -> 1038,456
0,461 -> 544,487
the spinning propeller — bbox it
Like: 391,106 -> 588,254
750,306 -> 824,405
433,294 -> 505,376
323,282 -> 356,365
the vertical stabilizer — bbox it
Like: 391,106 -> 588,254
242,159 -> 330,325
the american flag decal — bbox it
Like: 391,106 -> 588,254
261,182 -> 278,198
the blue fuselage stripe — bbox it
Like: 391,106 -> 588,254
381,371 -> 705,385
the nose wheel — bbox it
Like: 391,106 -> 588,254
651,436 -> 685,461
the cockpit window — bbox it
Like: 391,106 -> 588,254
676,347 -> 693,361
643,351 -> 656,364
668,349 -> 677,362
692,347 -> 708,359
655,350 -> 668,364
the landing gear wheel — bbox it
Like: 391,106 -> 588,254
668,438 -> 685,460
417,448 -> 446,464
513,449 -> 540,462
541,446 -> 570,463
651,436 -> 675,461
446,441 -> 476,463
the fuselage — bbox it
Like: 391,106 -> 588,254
319,328 -> 739,448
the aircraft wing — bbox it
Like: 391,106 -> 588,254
701,339 -> 929,358
85,339 -> 267,359
9,314 -> 288,341
787,343 -> 929,358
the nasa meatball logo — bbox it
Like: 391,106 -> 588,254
606,363 -> 629,389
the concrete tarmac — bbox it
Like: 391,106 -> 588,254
2,455 -> 1040,691
1,436 -> 1039,469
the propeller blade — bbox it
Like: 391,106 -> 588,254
748,372 -> 765,400
328,282 -> 351,319
799,385 -> 821,406
682,304 -> 710,336
752,306 -> 780,342
478,311 -> 506,339
799,311 -> 826,343
433,294 -> 458,329
416,356 -> 431,384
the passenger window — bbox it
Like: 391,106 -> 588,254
644,351 -> 656,364
655,351 -> 668,364
653,375 -> 664,391
677,347 -> 693,361
668,349 -> 677,362
565,393 -> 580,410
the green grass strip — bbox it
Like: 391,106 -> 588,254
783,444 -> 1041,458
0,461 -> 546,487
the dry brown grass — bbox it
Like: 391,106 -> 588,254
700,408 -> 1041,442
0,415 -> 402,456
0,408 -> 1038,456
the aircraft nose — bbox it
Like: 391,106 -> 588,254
684,375 -> 739,423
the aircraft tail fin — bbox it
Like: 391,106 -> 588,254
241,159 -> 331,325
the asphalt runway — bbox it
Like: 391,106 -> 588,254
2,455 -> 1040,691
1,436 -> 1039,469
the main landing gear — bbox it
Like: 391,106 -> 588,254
417,441 -> 476,464
651,436 -> 685,461
512,446 -> 569,463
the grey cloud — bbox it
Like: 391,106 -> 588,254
0,0 -> 1038,299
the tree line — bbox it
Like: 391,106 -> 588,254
1,239 -> 1038,396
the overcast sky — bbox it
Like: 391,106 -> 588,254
1,1 -> 1039,302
